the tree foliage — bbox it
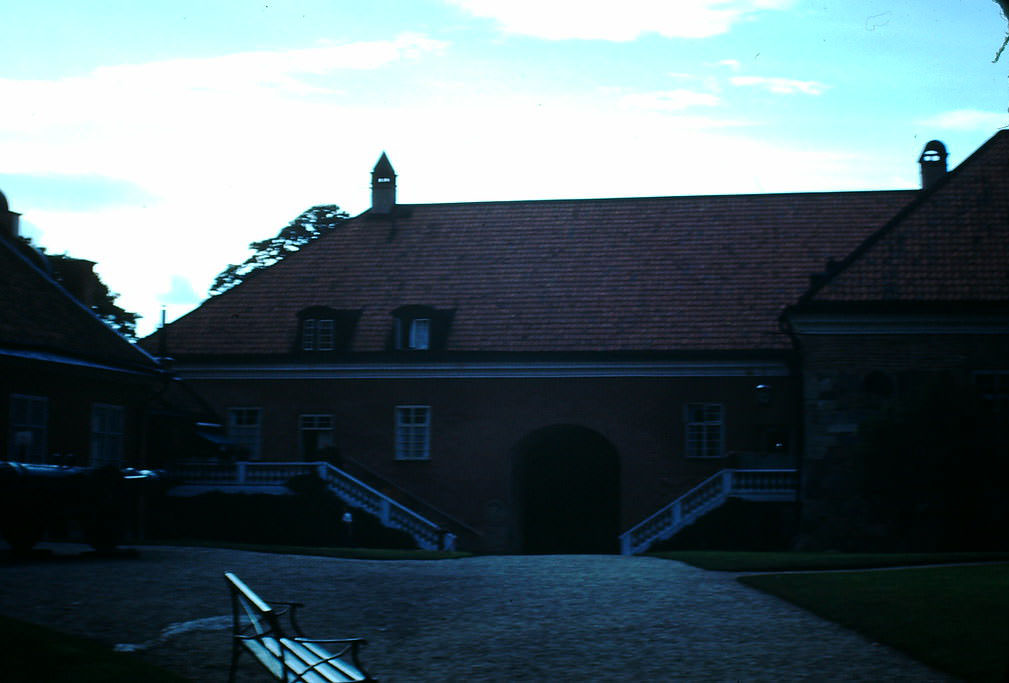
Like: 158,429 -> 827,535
18,237 -> 140,339
996,0 -> 1009,62
210,204 -> 349,296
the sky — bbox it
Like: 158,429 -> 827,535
1,1 -> 1007,338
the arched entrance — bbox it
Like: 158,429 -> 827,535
512,425 -> 620,554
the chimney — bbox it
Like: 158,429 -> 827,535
918,140 -> 947,190
53,257 -> 100,308
371,152 -> 396,215
0,190 -> 20,241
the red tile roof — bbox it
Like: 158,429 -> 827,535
805,131 -> 1009,305
160,187 -> 918,356
0,237 -> 158,371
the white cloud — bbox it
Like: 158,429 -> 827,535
917,109 -> 1008,132
0,33 -> 446,136
159,276 -> 201,306
620,89 -> 721,112
448,0 -> 794,41
729,76 -> 829,95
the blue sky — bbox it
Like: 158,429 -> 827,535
2,1 -> 1006,337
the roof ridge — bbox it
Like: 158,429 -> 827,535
362,188 -> 916,212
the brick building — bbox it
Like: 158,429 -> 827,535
1,191 -> 217,472
150,136 -> 989,552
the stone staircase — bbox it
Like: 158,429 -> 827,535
168,461 -> 457,551
619,469 -> 798,555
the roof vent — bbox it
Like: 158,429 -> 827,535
918,140 -> 947,190
371,152 -> 396,215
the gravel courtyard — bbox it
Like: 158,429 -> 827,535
0,544 -> 949,681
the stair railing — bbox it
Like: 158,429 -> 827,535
619,469 -> 797,555
171,461 -> 456,551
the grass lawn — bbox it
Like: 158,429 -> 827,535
740,564 -> 1009,682
0,614 -> 186,682
650,549 -> 1009,572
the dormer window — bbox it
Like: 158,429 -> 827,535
302,318 -> 336,351
391,306 -> 454,352
295,307 -> 361,355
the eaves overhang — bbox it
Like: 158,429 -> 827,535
0,347 -> 163,379
174,358 -> 792,381
783,311 -> 1009,336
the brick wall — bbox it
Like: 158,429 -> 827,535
187,371 -> 798,552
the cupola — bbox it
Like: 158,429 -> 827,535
371,153 -> 396,214
918,140 -> 947,190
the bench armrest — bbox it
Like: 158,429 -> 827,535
268,600 -> 306,635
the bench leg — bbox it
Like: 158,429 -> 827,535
228,639 -> 240,683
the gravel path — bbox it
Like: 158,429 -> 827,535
0,544 -> 950,681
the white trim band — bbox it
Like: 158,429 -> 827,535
175,359 -> 791,381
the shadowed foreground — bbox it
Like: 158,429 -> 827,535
0,545 -> 948,681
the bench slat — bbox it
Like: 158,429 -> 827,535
282,638 -> 367,683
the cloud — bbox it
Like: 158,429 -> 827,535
159,276 -> 201,306
0,174 -> 154,211
620,89 -> 721,112
448,0 -> 794,41
0,33 -> 446,137
917,109 -> 1008,132
713,59 -> 742,71
729,75 -> 829,95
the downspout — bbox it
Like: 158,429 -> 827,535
778,309 -> 806,547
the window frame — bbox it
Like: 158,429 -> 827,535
90,403 -> 125,468
974,371 -> 1009,416
299,413 -> 335,460
302,318 -> 317,351
9,394 -> 48,463
394,405 -> 431,461
684,402 -> 725,459
228,407 -> 263,460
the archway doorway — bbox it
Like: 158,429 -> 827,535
513,425 -> 620,554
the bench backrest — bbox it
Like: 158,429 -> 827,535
225,571 -> 281,638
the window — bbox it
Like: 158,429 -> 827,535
975,371 -> 1009,416
302,318 -> 335,351
408,318 -> 430,350
228,408 -> 262,460
391,306 -> 453,351
9,394 -> 47,463
302,319 -> 316,351
91,403 -> 125,468
395,406 -> 431,460
316,319 -> 335,351
300,414 -> 335,460
297,308 -> 360,353
685,403 -> 724,458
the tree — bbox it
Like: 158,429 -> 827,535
996,0 -> 1009,62
17,237 -> 140,339
210,204 -> 349,296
